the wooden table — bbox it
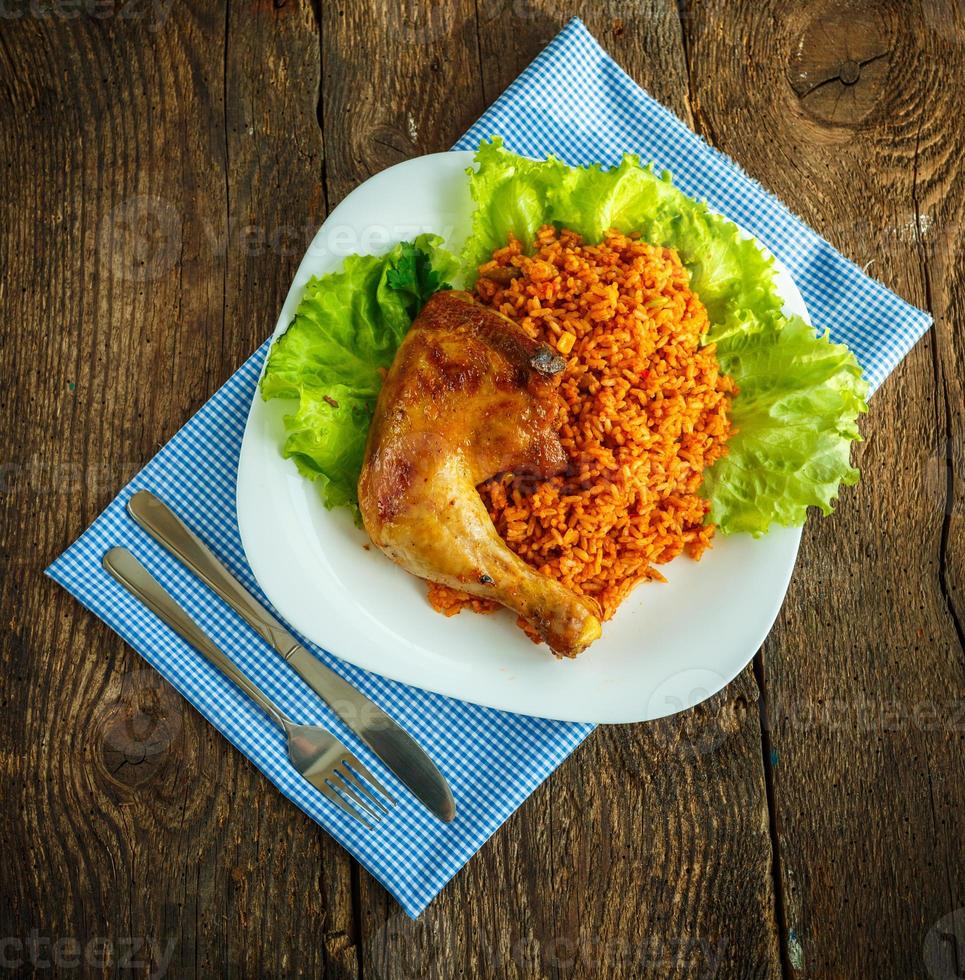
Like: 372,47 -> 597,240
2,2 -> 962,977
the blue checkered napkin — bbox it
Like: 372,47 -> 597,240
48,19 -> 930,918
457,19 -> 931,396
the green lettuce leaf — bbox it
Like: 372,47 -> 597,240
260,234 -> 455,515
461,140 -> 566,273
264,138 -> 869,537
462,138 -> 869,534
704,313 -> 867,533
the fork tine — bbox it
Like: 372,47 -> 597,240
342,755 -> 396,807
339,763 -> 390,815
316,779 -> 373,829
329,771 -> 384,822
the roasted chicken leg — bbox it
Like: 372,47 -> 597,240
358,290 -> 602,657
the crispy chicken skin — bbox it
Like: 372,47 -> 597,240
358,290 -> 602,657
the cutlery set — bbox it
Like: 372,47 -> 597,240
104,490 -> 455,828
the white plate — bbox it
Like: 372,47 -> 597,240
237,151 -> 803,724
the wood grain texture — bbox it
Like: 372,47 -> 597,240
680,1 -> 965,976
318,0 -> 486,207
475,0 -> 693,117
0,1 -> 962,978
0,3 -> 355,977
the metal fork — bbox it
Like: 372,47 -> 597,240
103,547 -> 394,828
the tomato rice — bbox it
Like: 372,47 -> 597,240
428,226 -> 735,633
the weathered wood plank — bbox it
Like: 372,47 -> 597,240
0,3 -> 355,976
357,687 -> 780,980
332,4 -> 783,978
319,0 -> 488,208
683,1 -> 965,976
224,0 -> 329,365
222,2 -> 361,976
475,0 -> 695,120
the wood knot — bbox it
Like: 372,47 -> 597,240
838,60 -> 861,85
788,0 -> 892,126
94,671 -> 182,791
362,122 -> 420,175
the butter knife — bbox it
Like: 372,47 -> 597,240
127,489 -> 456,823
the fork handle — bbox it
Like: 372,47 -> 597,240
103,547 -> 290,731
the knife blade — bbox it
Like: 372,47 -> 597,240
127,488 -> 456,823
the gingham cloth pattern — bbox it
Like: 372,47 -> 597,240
47,18 -> 931,918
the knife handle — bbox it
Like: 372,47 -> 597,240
128,490 -> 299,656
